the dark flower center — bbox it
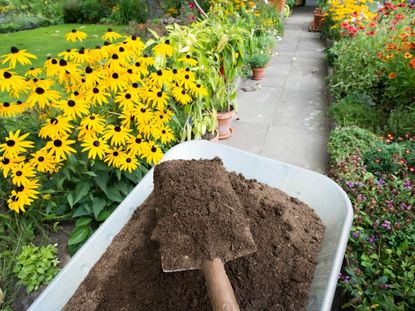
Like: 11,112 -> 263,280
93,88 -> 99,94
162,130 -> 166,134
186,55 -> 191,59
3,102 -> 10,107
11,46 -> 19,54
165,39 -> 170,44
112,53 -> 119,60
16,101 -> 22,105
74,91 -> 79,96
132,35 -> 137,40
185,74 -> 190,79
16,171 -> 22,176
54,139 -> 62,147
89,115 -> 95,120
127,69 -> 133,74
125,93 -> 131,99
132,83 -> 138,88
119,47 -> 124,52
185,68 -> 190,72
93,140 -> 100,147
151,147 -> 157,152
35,87 -> 45,94
3,72 -> 12,79
181,90 -> 186,95
59,59 -> 67,66
6,140 -> 15,147
50,118 -> 58,124
51,59 -> 58,64
157,70 -> 162,76
85,66 -> 93,74
159,115 -> 164,119
38,156 -> 45,162
173,69 -> 177,74
114,126 -> 121,132
135,62 -> 141,67
11,195 -> 18,202
107,28 -> 112,32
113,151 -> 119,156
112,73 -> 119,79
126,158 -> 131,163
79,47 -> 85,54
33,78 -> 38,82
67,100 -> 76,107
157,91 -> 163,98
72,29 -> 77,33
2,158 -> 10,165
140,108 -> 146,113
16,185 -> 24,192
197,84 -> 201,88
104,41 -> 111,46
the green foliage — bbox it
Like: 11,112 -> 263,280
328,126 -> 381,163
249,52 -> 271,68
387,105 -> 415,136
13,244 -> 59,293
0,13 -> 53,33
63,0 -> 112,24
109,0 -> 148,24
329,93 -> 385,132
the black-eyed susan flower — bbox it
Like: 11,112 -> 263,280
45,136 -> 76,161
138,121 -> 155,139
0,101 -> 27,118
172,85 -> 193,105
115,91 -> 137,111
8,190 -> 27,213
0,154 -> 25,178
77,123 -> 97,142
133,105 -> 154,125
190,82 -> 208,97
147,89 -> 169,110
152,125 -> 175,144
82,66 -> 104,89
71,47 -> 93,64
131,61 -> 149,77
11,162 -> 36,186
148,68 -> 174,87
102,124 -> 132,146
154,109 -> 173,124
80,114 -> 105,132
26,85 -> 61,109
126,135 -> 148,156
0,69 -> 28,96
86,86 -> 110,106
136,55 -> 155,67
59,97 -> 89,120
1,46 -> 37,68
142,141 -> 163,165
104,147 -> 125,167
124,35 -> 145,53
102,28 -> 123,42
29,149 -> 57,173
153,39 -> 174,58
105,71 -> 128,93
178,54 -> 198,67
39,116 -> 74,139
106,52 -> 129,73
65,29 -> 88,42
0,130 -> 34,157
118,153 -> 139,172
81,136 -> 109,160
24,67 -> 43,78
13,178 -> 40,207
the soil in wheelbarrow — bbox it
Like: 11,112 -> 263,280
64,158 -> 325,311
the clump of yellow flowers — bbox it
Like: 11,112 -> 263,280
0,28 -> 207,214
326,0 -> 376,29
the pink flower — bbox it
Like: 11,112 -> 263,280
189,2 -> 195,9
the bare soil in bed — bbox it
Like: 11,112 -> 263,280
64,158 -> 325,311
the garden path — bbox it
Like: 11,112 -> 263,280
221,7 -> 329,174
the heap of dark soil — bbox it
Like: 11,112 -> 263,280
152,159 -> 256,271
64,159 -> 325,311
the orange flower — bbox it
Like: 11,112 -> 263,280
409,59 -> 415,69
388,72 -> 397,79
404,52 -> 413,59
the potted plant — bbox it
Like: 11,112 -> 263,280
249,51 -> 272,80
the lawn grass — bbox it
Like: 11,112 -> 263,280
0,24 -> 127,72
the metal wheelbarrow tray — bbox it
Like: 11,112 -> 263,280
29,140 -> 353,311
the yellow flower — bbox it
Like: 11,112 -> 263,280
118,153 -> 139,172
172,85 -> 193,105
24,67 -> 43,78
126,135 -> 148,157
178,54 -> 198,67
102,124 -> 132,146
0,69 -> 28,97
65,29 -> 88,42
152,126 -> 175,144
1,46 -> 37,68
81,136 -> 109,160
39,116 -> 74,139
153,39 -> 174,58
0,101 -> 27,118
45,136 -> 76,161
59,97 -> 90,120
142,141 -> 163,165
147,89 -> 169,110
29,149 -> 58,173
11,162 -> 36,186
26,85 -> 61,109
0,154 -> 25,178
104,147 -> 125,167
0,130 -> 34,157
80,114 -> 106,132
102,28 -> 123,42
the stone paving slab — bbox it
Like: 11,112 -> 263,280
221,7 -> 329,174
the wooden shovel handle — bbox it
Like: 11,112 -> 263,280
202,258 -> 240,311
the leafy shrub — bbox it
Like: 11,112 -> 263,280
63,0 -> 112,24
62,0 -> 82,23
387,106 -> 415,137
0,13 -> 52,33
110,0 -> 147,24
13,244 -> 59,293
329,93 -> 385,132
331,134 -> 415,309
328,126 -> 380,163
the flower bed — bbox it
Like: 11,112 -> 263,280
320,0 -> 415,308
0,0 -> 284,308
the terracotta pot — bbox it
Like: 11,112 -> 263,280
313,9 -> 325,31
202,129 -> 219,142
216,110 -> 235,140
251,67 -> 265,81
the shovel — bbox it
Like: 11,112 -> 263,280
151,159 -> 257,311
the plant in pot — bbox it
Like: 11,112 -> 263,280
249,51 -> 272,81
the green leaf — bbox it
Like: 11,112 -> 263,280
114,180 -> 132,196
72,204 -> 93,218
93,197 -> 107,219
73,181 -> 91,205
75,217 -> 93,227
106,187 -> 124,203
67,193 -> 74,208
68,226 -> 91,246
96,208 -> 114,222
94,171 -> 109,195
83,171 -> 98,177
